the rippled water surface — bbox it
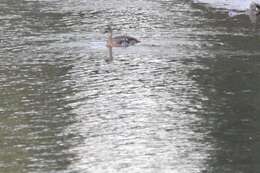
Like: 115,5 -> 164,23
1,0 -> 260,173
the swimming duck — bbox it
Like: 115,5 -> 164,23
228,2 -> 260,23
250,2 -> 260,15
105,26 -> 140,48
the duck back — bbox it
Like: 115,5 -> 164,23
113,36 -> 140,47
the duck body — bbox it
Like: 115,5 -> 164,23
105,26 -> 140,48
250,2 -> 260,15
107,35 -> 140,47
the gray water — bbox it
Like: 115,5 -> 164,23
1,0 -> 260,173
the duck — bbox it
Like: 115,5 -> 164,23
250,1 -> 260,15
104,26 -> 140,48
228,1 -> 260,23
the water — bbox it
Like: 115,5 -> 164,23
1,0 -> 260,173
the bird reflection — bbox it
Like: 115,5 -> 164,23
105,46 -> 113,63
